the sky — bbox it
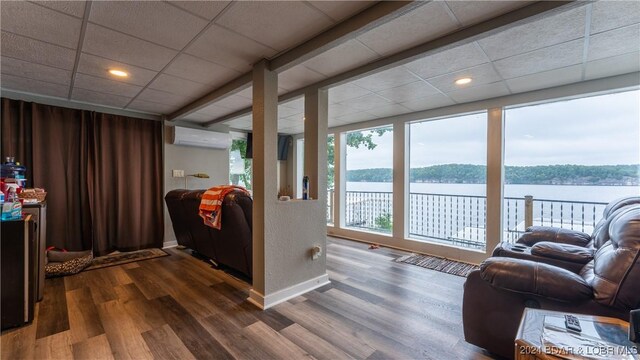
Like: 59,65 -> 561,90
345,89 -> 640,170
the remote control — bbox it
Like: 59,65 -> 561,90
565,314 -> 582,333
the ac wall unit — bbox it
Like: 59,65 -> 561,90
171,126 -> 231,149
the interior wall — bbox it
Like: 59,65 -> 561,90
163,125 -> 230,246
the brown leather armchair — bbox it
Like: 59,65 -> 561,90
165,189 -> 253,279
463,205 -> 640,359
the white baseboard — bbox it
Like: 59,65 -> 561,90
162,240 -> 178,249
247,273 -> 330,310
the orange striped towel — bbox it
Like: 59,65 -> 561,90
199,185 -> 250,229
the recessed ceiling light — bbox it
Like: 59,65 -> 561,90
108,69 -> 128,77
454,77 -> 472,85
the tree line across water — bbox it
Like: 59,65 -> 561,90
346,164 -> 640,185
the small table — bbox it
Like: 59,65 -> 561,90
515,308 -> 638,359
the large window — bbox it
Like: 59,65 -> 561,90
296,135 -> 336,225
229,138 -> 252,190
503,90 -> 640,240
343,126 -> 394,234
408,112 -> 487,249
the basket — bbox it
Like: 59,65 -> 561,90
18,190 -> 47,202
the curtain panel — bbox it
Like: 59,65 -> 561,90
1,98 -> 164,255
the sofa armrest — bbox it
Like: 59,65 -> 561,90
530,242 -> 594,264
517,226 -> 592,247
480,258 -> 592,302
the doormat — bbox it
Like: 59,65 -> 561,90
394,253 -> 479,277
85,248 -> 169,271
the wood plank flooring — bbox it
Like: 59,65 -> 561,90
1,237 -> 494,359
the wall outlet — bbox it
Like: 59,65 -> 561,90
311,246 -> 322,260
172,170 -> 184,177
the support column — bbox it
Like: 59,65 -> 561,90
486,108 -> 504,255
333,133 -> 345,230
392,122 -> 407,240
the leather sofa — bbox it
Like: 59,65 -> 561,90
463,205 -> 640,359
165,189 -> 253,279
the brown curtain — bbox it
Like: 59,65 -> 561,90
1,98 -> 163,255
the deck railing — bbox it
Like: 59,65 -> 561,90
336,190 -> 607,250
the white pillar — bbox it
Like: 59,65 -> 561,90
485,107 -> 504,255
392,121 -> 407,239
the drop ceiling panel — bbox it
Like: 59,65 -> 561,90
1,74 -> 69,98
213,95 -> 252,110
135,88 -> 192,107
426,63 -> 503,93
148,74 -> 211,98
281,97 -> 305,111
590,1 -> 640,34
334,111 -> 378,125
278,106 -> 302,118
89,1 -> 208,51
446,81 -> 510,103
83,24 -> 178,71
196,103 -> 236,118
366,103 -> 413,118
185,24 -> 277,73
224,116 -> 252,130
339,93 -> 393,111
235,87 -> 253,99
400,93 -> 456,112
404,42 -> 489,80
587,24 -> 640,62
445,1 -> 531,27
328,83 -> 372,104
478,6 -> 586,61
376,81 -> 440,102
278,65 -> 327,91
301,39 -> 380,77
167,1 -> 231,21
505,64 -> 583,93
76,53 -> 158,86
1,56 -> 72,86
357,2 -> 459,56
0,1 -> 82,49
493,39 -> 584,79
74,73 -> 143,97
1,32 -> 76,70
127,99 -> 178,114
353,67 -> 420,92
307,1 -> 372,22
585,51 -> 640,80
31,1 -> 86,18
72,88 -> 132,108
328,103 -> 362,118
215,1 -> 334,51
164,54 -> 240,86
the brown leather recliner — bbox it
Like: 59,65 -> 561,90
463,205 -> 640,359
165,189 -> 253,279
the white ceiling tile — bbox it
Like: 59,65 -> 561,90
357,2 -> 460,56
164,54 -> 241,86
1,1 -> 81,48
1,73 -> 69,98
366,104 -> 413,118
307,1 -> 372,22
281,97 -> 305,110
505,64 -> 583,93
334,111 -> 378,124
196,103 -> 236,118
339,93 -> 393,111
284,114 -> 305,123
478,6 -> 586,61
216,1 -> 333,51
278,65 -> 327,92
376,81 -> 440,102
71,88 -> 131,108
76,53 -> 158,86
89,1 -> 208,50
1,56 -> 71,85
278,118 -> 302,129
224,116 -> 252,129
353,67 -> 420,92
83,24 -> 178,71
279,126 -> 302,135
136,88 -> 192,107
213,95 -> 252,111
1,32 -> 76,70
127,99 -> 178,114
585,51 -> 640,80
302,40 -> 379,77
590,1 -> 640,34
446,81 -> 510,103
31,1 -> 87,18
588,24 -> 640,62
400,93 -> 455,112
445,1 -> 532,27
235,87 -> 252,99
493,39 -> 584,79
404,42 -> 489,80
168,1 -> 231,21
185,24 -> 278,73
74,73 -> 143,97
328,83 -> 371,104
278,106 -> 303,118
427,63 -> 503,93
328,103 -> 361,118
148,74 -> 211,99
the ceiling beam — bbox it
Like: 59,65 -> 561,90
203,0 -> 583,128
167,1 -> 422,121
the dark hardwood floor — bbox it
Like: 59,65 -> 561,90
1,237 -> 494,359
